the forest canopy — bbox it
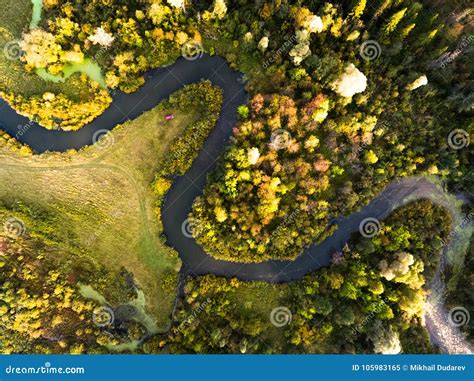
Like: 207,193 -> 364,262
0,0 -> 472,355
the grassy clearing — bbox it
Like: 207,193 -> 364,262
0,0 -> 93,99
202,26 -> 279,95
0,83 -> 222,329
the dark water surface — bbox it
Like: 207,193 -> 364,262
0,55 -> 450,283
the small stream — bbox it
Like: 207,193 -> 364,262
78,284 -> 157,352
424,208 -> 473,354
28,0 -> 106,87
36,59 -> 107,88
30,0 -> 42,29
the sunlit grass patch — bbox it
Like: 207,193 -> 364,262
0,82 -> 222,330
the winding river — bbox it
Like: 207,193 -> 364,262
0,55 -> 471,353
